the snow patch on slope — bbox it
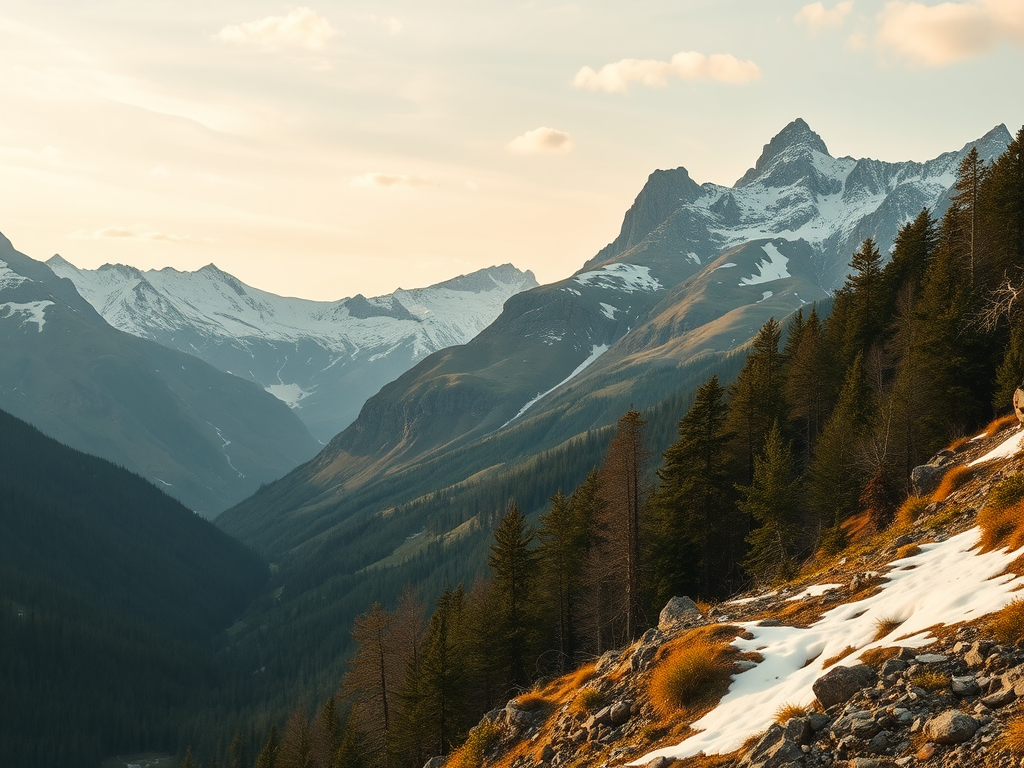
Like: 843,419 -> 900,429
971,425 -> 1024,465
574,264 -> 661,293
0,301 -> 54,332
504,344 -> 609,426
739,243 -> 790,286
0,260 -> 29,290
633,527 -> 1024,764
265,383 -> 313,409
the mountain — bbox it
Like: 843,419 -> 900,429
220,119 -> 1010,552
47,258 -> 538,442
0,407 -> 268,768
0,232 -> 320,516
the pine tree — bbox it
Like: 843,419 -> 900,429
310,698 -> 341,768
738,422 -> 801,582
487,500 -> 537,689
727,318 -> 787,483
418,586 -> 468,756
278,707 -> 313,768
229,730 -> 248,768
536,489 -> 588,672
180,748 -> 198,768
995,322 -> 1024,410
256,725 -> 279,768
647,375 -> 739,601
951,146 -> 988,285
597,410 -> 650,643
784,306 -> 829,466
344,603 -> 395,764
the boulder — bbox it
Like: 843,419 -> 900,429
951,675 -> 980,697
925,710 -> 979,744
812,664 -> 878,709
738,724 -> 804,768
609,700 -> 632,726
658,596 -> 702,631
911,463 -> 947,497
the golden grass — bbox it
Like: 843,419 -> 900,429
948,436 -> 970,451
909,670 -> 950,691
859,646 -> 900,667
989,599 -> 1024,646
648,626 -> 738,717
979,474 -> 1024,553
984,413 -> 1021,438
537,662 -> 597,704
894,495 -> 930,531
997,715 -> 1024,756
514,691 -> 548,712
930,464 -> 975,503
446,721 -> 502,768
569,687 -> 604,716
773,703 -> 808,724
895,543 -> 921,559
873,616 -> 904,641
822,646 -> 857,669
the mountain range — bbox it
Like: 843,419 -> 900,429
220,118 -> 1012,552
0,233 -> 320,516
47,258 -> 537,442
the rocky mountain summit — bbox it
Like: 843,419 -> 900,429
445,418 -> 1024,768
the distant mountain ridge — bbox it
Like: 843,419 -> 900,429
0,233 -> 319,516
48,258 -> 538,441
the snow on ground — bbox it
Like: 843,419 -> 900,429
687,253 -> 701,265
715,263 -> 737,270
265,382 -> 313,409
971,425 -> 1024,465
757,291 -> 773,303
739,243 -> 791,286
0,260 -> 29,290
504,344 -> 609,426
0,300 -> 54,332
726,591 -> 778,605
632,527 -> 1024,764
785,583 -> 844,602
600,303 -> 618,320
574,264 -> 662,293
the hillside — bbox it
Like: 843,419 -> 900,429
0,408 -> 269,768
0,232 -> 320,516
48,258 -> 537,442
448,417 -> 1024,768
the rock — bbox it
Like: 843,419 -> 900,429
980,687 -> 1016,708
587,706 -> 615,727
915,742 -> 937,760
738,724 -> 804,768
595,650 -> 621,673
964,641 -> 992,668
812,664 -> 878,709
609,700 -> 632,726
950,675 -> 980,697
911,463 -> 947,497
540,744 -> 555,761
925,710 -> 979,744
808,712 -> 831,732
915,653 -> 948,664
880,658 -> 908,677
867,730 -> 891,754
658,596 -> 702,630
423,758 -> 447,768
850,759 -> 886,768
782,716 -> 811,744
645,758 -> 672,768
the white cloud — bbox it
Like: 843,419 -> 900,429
350,173 -> 435,189
876,0 -> 1024,66
354,14 -> 404,35
571,52 -> 761,93
67,226 -> 210,244
506,127 -> 575,155
213,7 -> 339,51
795,1 -> 855,32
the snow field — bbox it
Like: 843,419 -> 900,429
0,300 -> 54,332
574,263 -> 662,293
632,527 -> 1024,764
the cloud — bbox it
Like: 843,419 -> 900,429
68,226 -> 210,244
876,0 -> 1024,66
795,2 -> 855,32
571,52 -> 761,93
213,7 -> 339,51
506,127 -> 575,155
350,173 -> 435,189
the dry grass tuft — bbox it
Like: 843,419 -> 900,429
648,626 -> 738,717
984,413 -> 1020,438
774,703 -> 808,724
930,464 -> 975,503
514,691 -> 548,712
822,646 -> 857,669
446,721 -> 502,768
895,495 -> 930,531
980,474 -> 1024,552
873,616 -> 904,641
998,715 -> 1024,756
896,543 -> 921,559
909,669 -> 949,691
537,662 -> 597,705
859,646 -> 900,667
570,687 -> 604,715
989,599 -> 1024,646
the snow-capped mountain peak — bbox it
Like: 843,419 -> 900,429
735,117 -> 833,188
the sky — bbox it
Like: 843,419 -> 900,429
1,1 -> 1022,301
